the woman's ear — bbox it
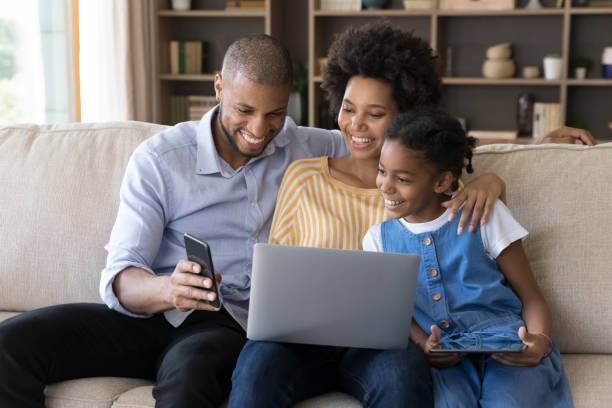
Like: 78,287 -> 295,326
434,171 -> 455,194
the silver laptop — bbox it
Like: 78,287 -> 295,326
247,243 -> 420,349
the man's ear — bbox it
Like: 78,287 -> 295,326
434,171 -> 455,194
214,72 -> 223,101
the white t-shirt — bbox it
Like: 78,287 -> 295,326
362,200 -> 528,260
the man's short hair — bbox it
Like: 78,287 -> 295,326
222,34 -> 292,86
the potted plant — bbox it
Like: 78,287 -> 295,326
572,57 -> 592,79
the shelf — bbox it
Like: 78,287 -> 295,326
313,9 -> 432,16
437,8 -> 565,16
159,74 -> 216,81
442,77 -> 563,85
567,79 -> 612,86
158,10 -> 266,18
569,7 -> 612,14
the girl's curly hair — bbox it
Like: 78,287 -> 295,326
386,109 -> 476,191
321,21 -> 441,118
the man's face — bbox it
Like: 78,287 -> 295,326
214,72 -> 290,167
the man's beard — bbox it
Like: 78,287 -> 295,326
217,105 -> 261,160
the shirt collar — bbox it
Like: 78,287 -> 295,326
195,105 -> 294,175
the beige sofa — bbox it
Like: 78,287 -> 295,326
0,121 -> 610,407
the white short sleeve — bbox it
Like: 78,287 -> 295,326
362,224 -> 383,252
481,200 -> 529,259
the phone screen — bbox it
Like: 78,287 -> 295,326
430,337 -> 525,354
183,233 -> 220,308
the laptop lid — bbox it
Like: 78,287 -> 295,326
247,243 -> 420,349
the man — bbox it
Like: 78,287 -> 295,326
0,34 -> 346,408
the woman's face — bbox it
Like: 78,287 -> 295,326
337,76 -> 399,161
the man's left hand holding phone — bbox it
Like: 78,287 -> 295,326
169,233 -> 222,312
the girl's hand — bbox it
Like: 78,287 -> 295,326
491,327 -> 549,367
422,325 -> 463,369
442,173 -> 505,234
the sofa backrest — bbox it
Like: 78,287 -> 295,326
465,143 -> 612,354
0,122 -> 168,312
1,122 -> 610,355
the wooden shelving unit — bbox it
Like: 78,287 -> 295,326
152,0 -> 283,125
307,0 -> 612,139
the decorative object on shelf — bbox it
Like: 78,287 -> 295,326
288,63 -> 308,125
522,66 -> 540,78
362,0 -> 388,8
602,47 -> 612,79
171,0 -> 191,10
482,43 -> 515,79
320,0 -> 361,10
403,0 -> 432,9
440,0 -> 513,10
517,93 -> 535,137
317,57 -> 328,76
532,102 -> 562,140
571,57 -> 592,79
523,0 -> 543,9
543,53 -> 562,80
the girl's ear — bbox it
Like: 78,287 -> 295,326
434,171 -> 455,194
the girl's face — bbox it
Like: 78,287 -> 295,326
376,139 -> 452,223
337,76 -> 399,161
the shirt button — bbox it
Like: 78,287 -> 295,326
249,201 -> 255,207
428,268 -> 438,277
440,320 -> 450,329
423,237 -> 432,246
250,236 -> 256,242
433,293 -> 442,301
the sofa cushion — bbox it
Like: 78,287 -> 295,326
44,377 -> 153,408
0,122 -> 168,312
562,354 -> 612,407
466,143 -> 612,354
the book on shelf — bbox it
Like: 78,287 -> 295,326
170,95 -> 218,124
226,1 -> 265,10
532,102 -> 562,141
169,41 -> 209,75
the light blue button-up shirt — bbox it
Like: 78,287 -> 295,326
99,107 -> 346,329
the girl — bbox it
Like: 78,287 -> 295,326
363,109 -> 573,407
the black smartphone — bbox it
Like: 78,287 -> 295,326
183,233 -> 220,308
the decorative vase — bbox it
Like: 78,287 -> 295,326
288,91 -> 304,125
362,0 -> 389,9
543,55 -> 562,79
171,0 -> 191,10
524,0 -> 542,9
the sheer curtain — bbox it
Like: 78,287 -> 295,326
0,0 -> 75,124
79,0 -> 154,123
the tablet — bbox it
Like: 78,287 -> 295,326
430,337 -> 525,354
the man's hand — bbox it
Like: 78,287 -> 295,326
535,126 -> 596,146
442,173 -> 505,234
492,327 -> 549,367
167,260 -> 222,312
422,325 -> 463,369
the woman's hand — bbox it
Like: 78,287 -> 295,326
422,325 -> 463,369
535,126 -> 596,146
492,327 -> 549,367
442,173 -> 505,234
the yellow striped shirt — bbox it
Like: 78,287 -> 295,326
269,156 -> 387,250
